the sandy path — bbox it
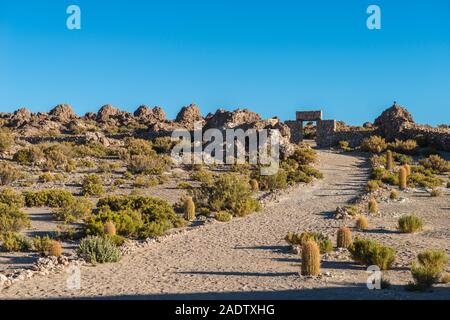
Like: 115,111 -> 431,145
1,150 -> 448,299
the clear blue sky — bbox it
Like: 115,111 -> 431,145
1,0 -> 449,125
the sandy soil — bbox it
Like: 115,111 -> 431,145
1,150 -> 449,299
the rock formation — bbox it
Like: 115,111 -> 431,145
374,102 -> 415,141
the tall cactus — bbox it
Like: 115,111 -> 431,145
301,240 -> 321,276
184,196 -> 196,221
386,150 -> 394,171
337,226 -> 352,248
399,166 -> 408,190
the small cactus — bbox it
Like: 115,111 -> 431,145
184,196 -> 196,221
337,226 -> 352,248
249,179 -> 259,192
104,220 -> 117,236
386,150 -> 394,171
48,240 -> 62,257
301,240 -> 321,276
368,198 -> 378,214
399,167 -> 407,190
355,215 -> 369,230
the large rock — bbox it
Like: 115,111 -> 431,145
96,104 -> 121,122
204,108 -> 261,130
134,105 -> 166,124
49,104 -> 77,123
175,104 -> 203,129
374,102 -> 415,141
9,108 -> 32,127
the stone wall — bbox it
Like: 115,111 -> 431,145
285,120 -> 303,144
399,124 -> 450,151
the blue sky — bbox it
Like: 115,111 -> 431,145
1,0 -> 449,125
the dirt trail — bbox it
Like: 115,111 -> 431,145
1,150 -> 448,299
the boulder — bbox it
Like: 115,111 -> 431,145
49,104 -> 77,123
175,104 -> 203,129
134,105 -> 166,123
204,108 -> 261,130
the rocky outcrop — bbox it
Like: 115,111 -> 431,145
134,105 -> 166,124
374,102 -> 415,141
204,108 -> 261,130
48,104 -> 76,123
175,104 -> 203,129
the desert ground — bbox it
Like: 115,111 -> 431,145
1,148 -> 448,299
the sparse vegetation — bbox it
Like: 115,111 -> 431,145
0,203 -> 30,232
368,198 -> 378,214
398,215 -> 423,233
53,198 -> 93,222
215,211 -> 232,222
419,155 -> 450,173
366,180 -> 380,193
0,162 -> 21,186
361,136 -> 387,154
78,236 -> 121,264
82,174 -> 105,196
430,188 -> 443,197
409,249 -> 448,290
285,231 -> 333,254
23,189 -> 75,208
0,232 -> 32,252
355,215 -> 369,230
0,129 -> 14,154
390,189 -> 399,200
349,237 -> 396,270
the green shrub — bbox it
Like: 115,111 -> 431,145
408,172 -> 442,189
53,197 -> 93,222
366,180 -> 380,193
419,155 -> 450,173
82,174 -> 104,196
190,170 -> 214,184
87,195 -> 185,239
388,139 -> 418,154
255,169 -> 289,190
398,215 -> 423,233
33,236 -> 62,257
338,140 -> 351,151
349,237 -> 396,270
361,136 -> 387,154
410,249 -> 448,290
285,231 -> 333,254
0,232 -> 32,252
0,162 -> 21,186
0,203 -> 30,232
23,189 -> 75,207
0,188 -> 25,207
193,173 -> 260,217
13,145 -> 44,164
78,236 -> 121,264
0,129 -> 14,154
151,137 -> 176,154
215,211 -> 233,222
288,145 -> 317,165
390,189 -> 399,200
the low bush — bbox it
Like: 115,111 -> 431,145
215,211 -> 233,222
193,173 -> 260,217
366,180 -> 380,193
349,237 -> 396,270
390,189 -> 399,200
0,162 -> 21,186
355,215 -> 369,230
0,232 -> 32,252
0,129 -> 14,154
53,197 -> 93,222
86,195 -> 185,239
23,189 -> 75,208
419,155 -> 450,173
33,236 -> 62,257
361,136 -> 387,154
388,139 -> 418,155
409,249 -> 448,290
285,231 -> 333,254
398,215 -> 423,233
0,188 -> 25,207
0,203 -> 30,232
78,236 -> 121,264
81,174 -> 104,196
13,145 -> 44,165
368,198 -> 378,214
